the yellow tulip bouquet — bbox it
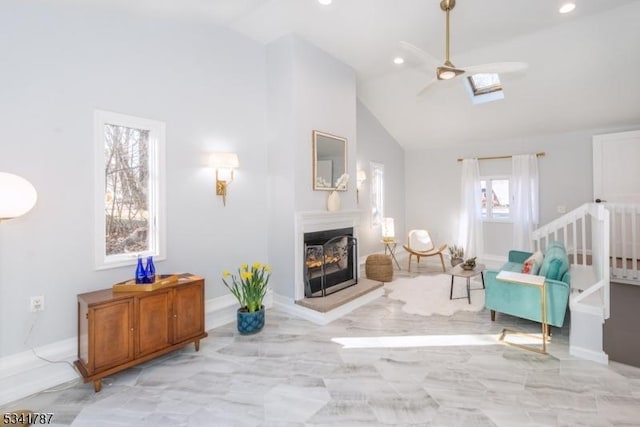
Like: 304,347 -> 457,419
222,262 -> 271,313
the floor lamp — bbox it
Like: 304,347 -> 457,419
0,172 -> 37,426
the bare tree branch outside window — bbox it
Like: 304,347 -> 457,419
104,124 -> 150,255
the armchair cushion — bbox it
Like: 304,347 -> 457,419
539,242 -> 570,282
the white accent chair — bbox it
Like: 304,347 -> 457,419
403,229 -> 447,272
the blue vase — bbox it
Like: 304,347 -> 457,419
135,257 -> 146,284
237,306 -> 265,334
145,256 -> 155,283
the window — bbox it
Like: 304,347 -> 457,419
481,177 -> 510,220
94,110 -> 166,269
465,73 -> 504,104
370,162 -> 384,227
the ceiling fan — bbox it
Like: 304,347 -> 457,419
404,0 -> 528,95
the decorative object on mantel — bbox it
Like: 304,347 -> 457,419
448,245 -> 464,266
222,262 -> 271,334
313,130 -> 347,191
461,256 -> 477,270
327,173 -> 349,212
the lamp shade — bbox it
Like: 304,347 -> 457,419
381,217 -> 395,240
209,152 -> 239,169
0,172 -> 37,220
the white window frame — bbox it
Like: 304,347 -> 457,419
94,110 -> 167,270
464,73 -> 505,105
481,175 -> 512,223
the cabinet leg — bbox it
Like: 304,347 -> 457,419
194,339 -> 200,352
490,310 -> 496,321
93,379 -> 102,393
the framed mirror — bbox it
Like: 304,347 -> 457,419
313,130 -> 347,191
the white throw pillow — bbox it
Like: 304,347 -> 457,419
522,250 -> 543,275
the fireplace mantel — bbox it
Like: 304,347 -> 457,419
294,210 -> 360,300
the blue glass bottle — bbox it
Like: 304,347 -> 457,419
135,257 -> 146,284
145,256 -> 156,283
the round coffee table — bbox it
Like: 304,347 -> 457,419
449,263 -> 485,304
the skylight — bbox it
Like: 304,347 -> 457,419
465,73 -> 505,104
468,73 -> 502,96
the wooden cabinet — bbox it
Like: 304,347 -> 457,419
75,274 -> 207,392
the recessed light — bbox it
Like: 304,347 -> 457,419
393,57 -> 405,65
318,0 -> 332,5
559,2 -> 576,13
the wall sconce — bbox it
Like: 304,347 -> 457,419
0,172 -> 38,222
381,217 -> 395,242
209,152 -> 239,206
356,169 -> 367,204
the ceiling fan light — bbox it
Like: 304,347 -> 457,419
439,70 -> 456,80
437,64 -> 464,80
559,2 -> 576,13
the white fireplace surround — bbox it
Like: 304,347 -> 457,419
294,210 -> 360,301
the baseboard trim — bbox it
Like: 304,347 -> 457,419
0,338 -> 79,406
570,345 -> 609,365
0,291 -> 275,406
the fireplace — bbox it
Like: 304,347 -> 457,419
303,227 -> 358,297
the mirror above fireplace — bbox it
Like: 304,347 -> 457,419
313,130 -> 347,191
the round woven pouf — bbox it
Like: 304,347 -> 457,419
365,254 -> 394,282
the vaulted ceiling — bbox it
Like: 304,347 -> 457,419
64,0 -> 640,149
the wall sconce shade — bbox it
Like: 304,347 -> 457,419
209,152 -> 239,169
356,169 -> 367,204
356,169 -> 367,188
0,172 -> 37,221
381,217 -> 395,242
210,152 -> 239,206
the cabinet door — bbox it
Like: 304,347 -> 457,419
136,290 -> 172,357
172,282 -> 204,343
91,299 -> 134,373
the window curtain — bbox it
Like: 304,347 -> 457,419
511,154 -> 539,251
457,159 -> 483,258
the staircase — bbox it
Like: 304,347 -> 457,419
532,203 -> 610,364
604,203 -> 640,284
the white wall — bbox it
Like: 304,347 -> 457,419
405,127 -> 638,260
0,1 -> 268,356
266,35 -> 357,299
356,101 -> 406,257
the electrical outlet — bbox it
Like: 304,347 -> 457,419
30,295 -> 44,312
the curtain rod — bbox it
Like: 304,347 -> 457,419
456,152 -> 545,162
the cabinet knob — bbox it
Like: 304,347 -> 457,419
173,314 -> 177,318
130,328 -> 134,331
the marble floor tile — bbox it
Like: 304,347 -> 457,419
3,273 -> 640,426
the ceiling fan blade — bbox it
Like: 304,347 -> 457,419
399,40 -> 440,68
416,78 -> 438,97
463,62 -> 529,75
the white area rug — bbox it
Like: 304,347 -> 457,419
386,273 -> 485,316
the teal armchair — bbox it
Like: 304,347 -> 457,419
484,241 -> 571,328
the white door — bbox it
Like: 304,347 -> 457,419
593,130 -> 640,277
593,130 -> 640,203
